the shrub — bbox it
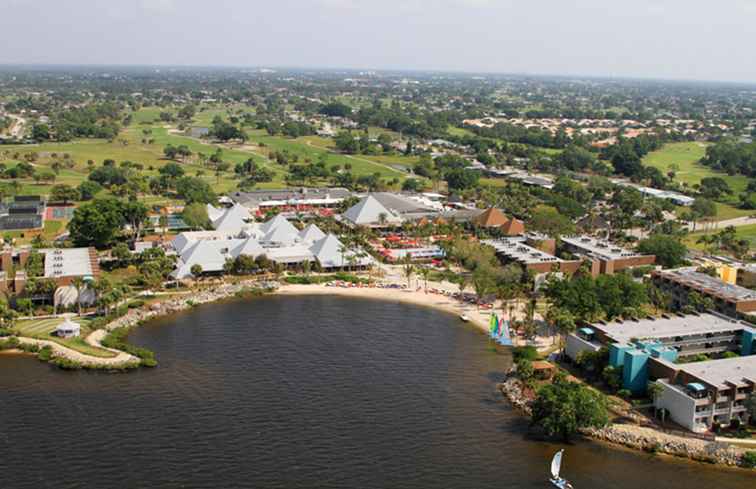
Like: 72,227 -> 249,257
102,327 -> 157,367
127,300 -> 145,309
0,336 -> 20,350
617,389 -> 632,400
742,451 -> 756,469
37,345 -> 53,362
512,346 -> 539,362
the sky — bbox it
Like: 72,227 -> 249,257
1,0 -> 755,83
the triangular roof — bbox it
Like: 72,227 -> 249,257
310,234 -> 373,268
174,239 -> 238,278
501,217 -> 525,236
473,208 -> 509,228
212,209 -> 247,233
206,204 -> 224,222
343,195 -> 402,226
298,223 -> 326,243
259,214 -> 292,234
212,204 -> 251,232
231,238 -> 264,258
263,222 -> 299,245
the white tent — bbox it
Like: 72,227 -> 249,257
55,318 -> 81,338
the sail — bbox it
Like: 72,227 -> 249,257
489,314 -> 496,334
551,450 -> 563,479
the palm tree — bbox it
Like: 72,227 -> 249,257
71,277 -> 86,316
418,266 -> 431,293
401,255 -> 415,289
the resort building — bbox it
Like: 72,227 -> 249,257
341,195 -> 403,227
653,356 -> 755,432
564,312 -> 756,431
483,237 -> 588,276
560,236 -> 655,274
170,215 -> 372,279
229,188 -> 351,216
472,208 -> 525,236
652,267 -> 756,317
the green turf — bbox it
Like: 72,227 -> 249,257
643,142 -> 748,196
14,316 -> 115,358
685,223 -> 756,252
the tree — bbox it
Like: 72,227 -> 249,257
472,263 -> 496,304
181,202 -> 211,230
122,201 -> 149,242
68,198 -> 126,248
699,177 -> 732,199
401,255 -> 415,289
190,264 -> 203,280
530,374 -> 609,441
71,277 -> 87,316
77,180 -> 103,201
176,177 -> 217,204
692,198 -> 717,231
637,235 -> 687,268
418,266 -> 431,293
50,184 -> 80,204
528,206 -> 575,236
647,381 -> 664,418
111,242 -> 132,266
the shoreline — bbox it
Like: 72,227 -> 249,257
4,279 -> 752,470
499,374 -> 753,470
277,283 -> 491,333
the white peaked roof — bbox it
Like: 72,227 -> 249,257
211,204 -> 252,232
55,317 -> 81,334
173,239 -> 239,278
309,234 -> 373,268
260,215 -> 300,244
206,204 -> 225,223
259,214 -> 292,234
171,231 -> 235,254
298,223 -> 326,243
343,195 -> 402,226
213,210 -> 247,233
231,238 -> 265,258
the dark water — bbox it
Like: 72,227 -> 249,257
0,296 -> 752,489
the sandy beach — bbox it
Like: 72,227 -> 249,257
278,283 -> 492,333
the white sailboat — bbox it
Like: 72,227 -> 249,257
549,449 -> 574,489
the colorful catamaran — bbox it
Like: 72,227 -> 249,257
488,312 -> 512,346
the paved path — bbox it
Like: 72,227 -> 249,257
16,335 -> 138,367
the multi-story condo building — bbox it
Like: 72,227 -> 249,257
652,267 -> 756,317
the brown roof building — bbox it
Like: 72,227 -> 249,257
472,208 -> 509,228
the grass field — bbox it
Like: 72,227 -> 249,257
685,223 -> 756,252
643,142 -> 747,194
643,142 -> 751,220
13,316 -> 115,358
0,105 -> 417,203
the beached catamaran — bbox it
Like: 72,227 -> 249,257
550,449 -> 574,489
488,313 -> 513,346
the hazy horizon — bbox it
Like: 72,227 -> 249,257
2,0 -> 756,84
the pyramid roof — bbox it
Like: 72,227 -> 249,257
310,234 -> 373,268
173,239 -> 238,278
473,208 -> 509,228
231,238 -> 265,258
299,223 -> 326,243
342,195 -> 402,226
263,222 -> 299,245
501,217 -> 525,236
260,214 -> 293,234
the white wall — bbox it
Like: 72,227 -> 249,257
565,334 -> 601,361
655,381 -> 699,432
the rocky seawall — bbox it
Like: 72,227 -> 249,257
498,372 -> 751,468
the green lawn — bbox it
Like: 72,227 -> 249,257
14,316 -> 116,358
643,142 -> 749,196
685,223 -> 756,252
